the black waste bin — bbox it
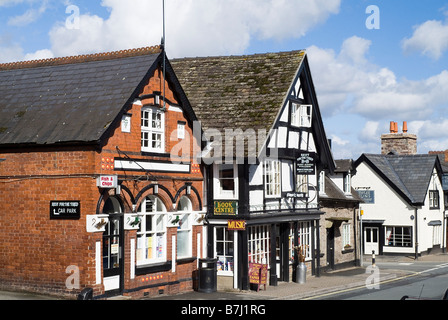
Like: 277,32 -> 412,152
198,258 -> 217,293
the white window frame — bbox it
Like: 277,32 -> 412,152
297,174 -> 309,194
177,121 -> 186,140
213,163 -> 238,199
342,224 -> 351,248
291,103 -> 312,128
264,160 -> 281,198
385,226 -> 412,247
214,226 -> 234,275
318,171 -> 326,194
429,190 -> 440,209
136,196 -> 167,266
248,225 -> 270,265
298,221 -> 312,261
177,196 -> 192,259
343,173 -> 351,194
141,106 -> 165,153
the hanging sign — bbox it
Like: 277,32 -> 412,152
296,152 -> 316,175
97,175 -> 118,188
50,201 -> 81,220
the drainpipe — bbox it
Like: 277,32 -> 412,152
414,206 -> 418,260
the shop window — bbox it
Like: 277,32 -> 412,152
248,225 -> 271,265
137,196 -> 167,265
214,163 -> 238,199
385,226 -> 412,247
177,196 -> 192,258
215,227 -> 234,274
141,107 -> 165,153
264,160 -> 281,198
298,221 -> 311,261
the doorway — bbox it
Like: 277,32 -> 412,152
326,227 -> 335,269
364,227 -> 379,255
102,197 -> 124,294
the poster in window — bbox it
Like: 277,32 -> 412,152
296,153 -> 316,175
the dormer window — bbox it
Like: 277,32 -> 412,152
141,106 -> 165,153
291,103 -> 312,128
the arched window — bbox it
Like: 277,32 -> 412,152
103,196 -> 122,214
137,196 -> 167,265
177,196 -> 192,258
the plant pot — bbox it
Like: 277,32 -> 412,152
297,262 -> 307,284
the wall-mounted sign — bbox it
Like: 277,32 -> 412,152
296,152 -> 316,175
214,201 -> 238,215
97,175 -> 118,188
357,190 -> 375,204
284,191 -> 307,199
50,201 -> 80,220
228,220 -> 246,231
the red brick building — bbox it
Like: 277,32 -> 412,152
0,46 -> 205,299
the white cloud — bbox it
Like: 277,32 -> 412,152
7,0 -> 48,26
402,20 -> 448,60
23,48 -> 53,60
48,0 -> 341,58
307,36 -> 448,121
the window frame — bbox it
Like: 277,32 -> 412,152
385,226 -> 412,247
429,190 -> 440,209
214,226 -> 234,275
176,196 -> 193,259
291,103 -> 312,128
136,196 -> 167,266
141,106 -> 165,153
213,163 -> 238,200
264,160 -> 281,198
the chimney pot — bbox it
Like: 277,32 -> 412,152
403,121 -> 408,133
390,121 -> 394,133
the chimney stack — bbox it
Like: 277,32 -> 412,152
381,121 -> 417,155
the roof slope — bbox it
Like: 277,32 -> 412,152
171,50 -> 305,133
355,154 -> 442,205
0,47 -> 162,146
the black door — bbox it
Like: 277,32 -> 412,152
103,214 -> 124,294
327,227 -> 335,270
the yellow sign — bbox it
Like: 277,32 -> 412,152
227,220 -> 246,231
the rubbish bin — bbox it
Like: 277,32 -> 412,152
198,258 -> 217,293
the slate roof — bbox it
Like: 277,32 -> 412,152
355,154 -> 443,206
320,176 -> 362,203
0,47 -> 163,147
170,51 -> 306,133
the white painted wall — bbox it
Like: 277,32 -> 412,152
352,162 -> 444,254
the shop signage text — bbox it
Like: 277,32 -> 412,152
296,152 -> 316,175
356,190 -> 375,204
227,220 -> 246,231
97,175 -> 118,188
50,201 -> 80,220
249,263 -> 268,292
214,201 -> 238,215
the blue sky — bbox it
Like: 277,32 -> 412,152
1,0 -> 448,159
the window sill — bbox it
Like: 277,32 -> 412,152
135,261 -> 172,275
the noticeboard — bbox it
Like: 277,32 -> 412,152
249,263 -> 268,292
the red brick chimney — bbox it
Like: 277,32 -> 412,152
381,121 -> 417,155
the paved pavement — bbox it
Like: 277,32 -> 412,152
1,253 -> 447,300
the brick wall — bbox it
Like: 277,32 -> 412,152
0,65 -> 204,298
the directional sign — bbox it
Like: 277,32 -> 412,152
50,201 -> 81,220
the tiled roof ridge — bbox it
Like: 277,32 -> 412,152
0,45 -> 162,71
